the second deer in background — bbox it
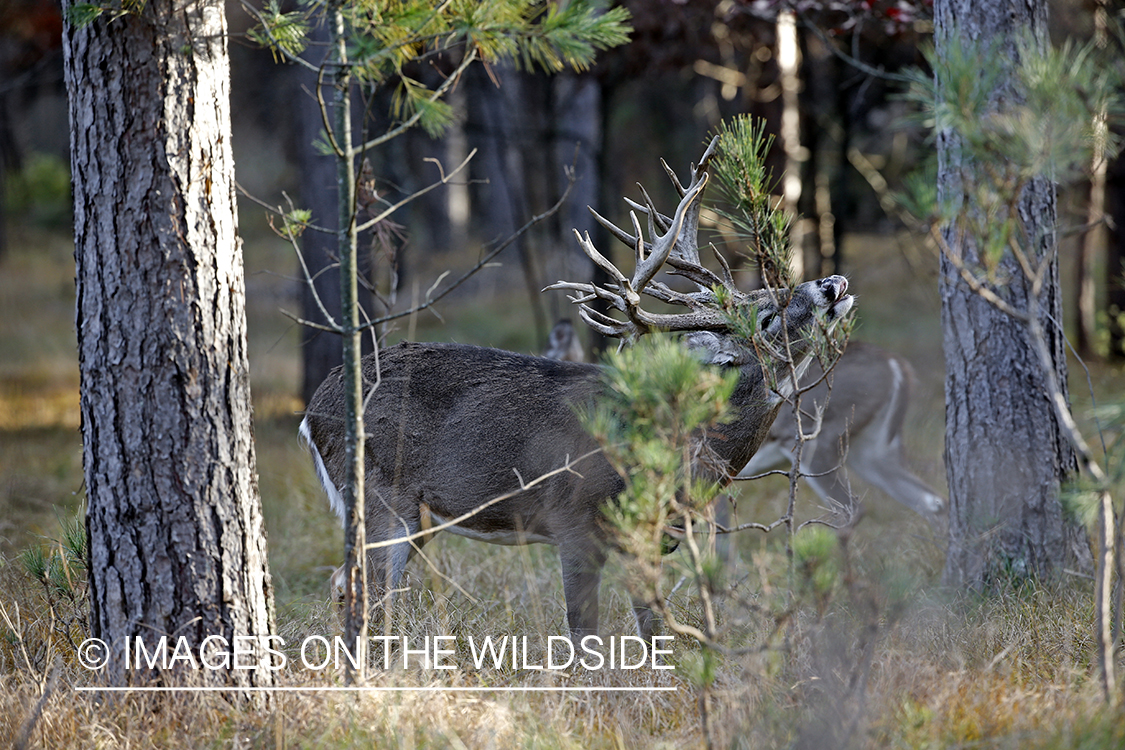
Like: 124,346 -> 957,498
738,341 -> 945,517
737,342 -> 944,517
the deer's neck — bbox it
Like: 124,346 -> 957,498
710,349 -> 817,479
698,361 -> 777,480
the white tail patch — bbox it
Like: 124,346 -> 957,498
299,416 -> 346,524
922,492 -> 945,514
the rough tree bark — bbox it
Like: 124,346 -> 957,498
935,0 -> 1088,588
63,0 -> 277,684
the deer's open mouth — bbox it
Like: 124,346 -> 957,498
822,276 -> 853,321
829,294 -> 855,321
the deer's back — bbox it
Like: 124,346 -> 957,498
304,342 -> 620,527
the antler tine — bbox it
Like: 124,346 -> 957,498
623,196 -> 672,233
642,279 -> 709,307
578,296 -> 658,343
660,135 -> 721,199
630,210 -> 646,263
588,206 -> 638,249
577,305 -> 633,340
637,184 -> 669,236
630,172 -> 708,295
571,229 -> 634,300
551,138 -> 739,341
543,280 -> 627,314
695,135 -> 721,178
664,256 -> 727,293
661,157 -> 686,198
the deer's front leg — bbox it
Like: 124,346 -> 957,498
632,596 -> 661,640
559,542 -> 606,640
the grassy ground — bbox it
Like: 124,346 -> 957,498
1,218 -> 1124,747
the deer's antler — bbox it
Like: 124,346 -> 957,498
546,136 -> 747,342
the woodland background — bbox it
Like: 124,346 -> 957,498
1,0 -> 1124,747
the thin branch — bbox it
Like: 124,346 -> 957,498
315,62 -> 347,159
733,468 -> 791,482
930,223 -> 1029,321
355,148 -> 476,233
278,191 -> 342,331
356,165 -> 578,332
234,181 -> 334,235
278,308 -> 341,334
363,450 -> 603,551
351,48 -> 479,155
788,3 -> 915,84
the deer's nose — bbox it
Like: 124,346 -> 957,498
819,275 -> 847,302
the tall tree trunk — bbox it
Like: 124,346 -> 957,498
296,21 -> 374,406
1107,129 -> 1125,361
464,63 -> 545,333
935,0 -> 1086,588
63,0 -> 276,685
296,48 -> 347,405
777,9 -> 804,281
549,70 -> 599,329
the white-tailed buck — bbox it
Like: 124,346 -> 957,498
736,342 -> 945,517
300,137 -> 854,639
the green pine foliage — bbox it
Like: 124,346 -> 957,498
711,116 -> 794,290
247,0 -> 309,60
584,336 -> 737,562
248,0 -> 631,139
900,28 -> 1125,275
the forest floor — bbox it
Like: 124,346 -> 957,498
1,217 -> 1123,748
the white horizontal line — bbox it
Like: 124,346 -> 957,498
76,685 -> 678,693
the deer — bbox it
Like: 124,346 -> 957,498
735,341 -> 945,517
542,318 -> 586,362
299,136 -> 855,640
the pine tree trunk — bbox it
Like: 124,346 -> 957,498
464,63 -> 546,333
549,69 -> 599,312
63,0 -> 277,685
1107,140 -> 1125,360
296,50 -> 348,405
935,0 -> 1088,587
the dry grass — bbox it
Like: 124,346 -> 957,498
2,221 -> 1124,747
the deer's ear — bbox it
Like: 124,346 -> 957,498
684,332 -> 748,366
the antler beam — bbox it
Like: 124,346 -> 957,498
546,136 -> 746,342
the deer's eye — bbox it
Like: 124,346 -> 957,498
760,312 -> 776,331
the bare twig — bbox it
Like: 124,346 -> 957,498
363,449 -> 604,551
351,48 -> 479,155
356,165 -> 578,332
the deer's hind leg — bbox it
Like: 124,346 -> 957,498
364,487 -> 432,610
331,487 -> 429,614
